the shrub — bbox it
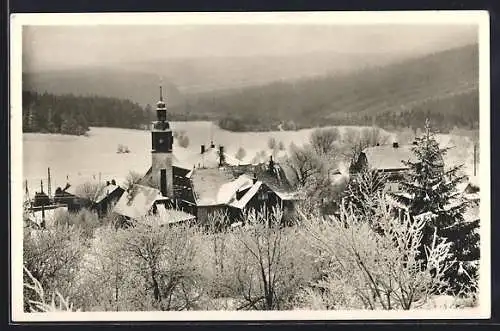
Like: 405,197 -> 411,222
178,134 -> 190,148
235,147 -> 247,161
268,137 -> 277,150
24,266 -> 78,312
75,181 -> 104,201
23,225 -> 84,311
298,199 -> 454,310
214,207 -> 314,310
53,208 -> 100,239
120,217 -> 203,310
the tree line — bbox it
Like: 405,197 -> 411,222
22,91 -> 155,135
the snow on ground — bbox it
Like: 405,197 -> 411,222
22,122 -> 477,192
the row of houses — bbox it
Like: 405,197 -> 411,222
351,141 -> 480,223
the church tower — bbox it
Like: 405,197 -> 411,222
151,86 -> 173,197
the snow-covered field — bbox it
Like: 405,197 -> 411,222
22,122 -> 478,192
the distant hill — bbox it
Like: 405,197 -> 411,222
23,44 -> 479,132
23,50 -> 418,106
168,44 -> 479,132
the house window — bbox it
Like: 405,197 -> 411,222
258,191 -> 268,201
386,182 -> 400,192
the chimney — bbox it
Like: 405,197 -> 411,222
111,179 -> 116,185
268,155 -> 275,172
106,180 -> 110,186
392,142 -> 399,148
210,140 -> 215,148
219,145 -> 225,167
201,144 -> 206,154
160,168 -> 167,197
253,172 -> 258,184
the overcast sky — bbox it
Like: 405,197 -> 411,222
23,24 -> 478,71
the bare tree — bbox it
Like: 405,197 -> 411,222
178,134 -> 190,148
277,140 -> 285,151
235,147 -> 247,161
287,143 -> 323,187
344,167 -> 388,221
310,127 -> 340,156
121,217 -> 202,311
268,137 -> 277,150
229,207 -> 312,310
24,267 -> 78,312
300,199 -> 454,310
23,225 -> 84,311
125,171 -> 143,190
75,181 -> 104,201
341,127 -> 391,169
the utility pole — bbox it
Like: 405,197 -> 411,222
47,167 -> 52,198
473,143 -> 477,177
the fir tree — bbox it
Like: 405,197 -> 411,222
391,119 -> 478,293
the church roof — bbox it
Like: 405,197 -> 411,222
190,168 -> 237,206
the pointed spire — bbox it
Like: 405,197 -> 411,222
160,85 -> 163,102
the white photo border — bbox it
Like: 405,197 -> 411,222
10,10 -> 491,322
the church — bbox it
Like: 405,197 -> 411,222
112,87 -> 301,226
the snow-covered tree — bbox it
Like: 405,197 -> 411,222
344,167 -> 388,222
390,119 -> 478,293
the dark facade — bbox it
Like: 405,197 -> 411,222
92,185 -> 125,218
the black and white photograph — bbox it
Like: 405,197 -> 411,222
10,11 -> 490,321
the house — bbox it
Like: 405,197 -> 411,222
457,175 -> 480,204
350,142 -> 443,192
113,184 -> 195,226
172,158 -> 301,225
54,183 -> 93,212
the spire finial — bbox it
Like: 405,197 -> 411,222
160,85 -> 163,102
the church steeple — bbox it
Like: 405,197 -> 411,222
151,84 -> 173,197
156,85 -> 167,122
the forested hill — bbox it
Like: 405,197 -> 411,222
22,91 -> 154,135
168,44 -> 479,132
23,44 -> 479,134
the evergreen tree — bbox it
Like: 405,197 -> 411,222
391,119 -> 478,293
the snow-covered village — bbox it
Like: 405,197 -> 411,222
16,14 -> 487,317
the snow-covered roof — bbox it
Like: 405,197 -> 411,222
274,190 -> 303,201
469,175 -> 479,188
362,144 -> 416,171
155,204 -> 196,224
229,181 -> 263,209
176,146 -> 248,170
217,174 -> 255,205
113,184 -> 163,219
191,168 -> 237,206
